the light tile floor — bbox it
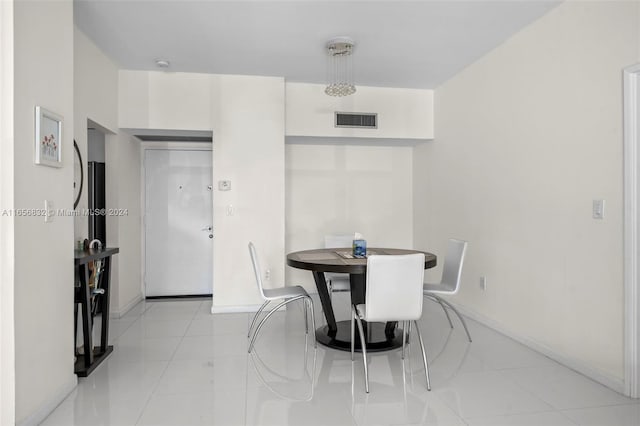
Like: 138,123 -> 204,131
42,295 -> 640,426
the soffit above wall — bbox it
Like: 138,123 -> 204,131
123,128 -> 213,143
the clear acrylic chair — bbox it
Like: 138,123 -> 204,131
247,242 -> 317,352
351,253 -> 431,393
423,238 -> 472,342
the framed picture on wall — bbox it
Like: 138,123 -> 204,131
35,106 -> 63,167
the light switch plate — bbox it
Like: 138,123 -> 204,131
593,199 -> 605,219
44,200 -> 53,223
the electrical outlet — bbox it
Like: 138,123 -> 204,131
265,269 -> 271,281
480,276 -> 487,291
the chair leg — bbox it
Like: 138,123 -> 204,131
248,300 -> 270,338
307,297 -> 317,348
351,305 -> 355,361
407,320 -> 412,360
354,315 -> 369,393
74,303 -> 78,354
412,320 -> 431,391
248,295 -> 306,352
432,294 -> 472,342
436,299 -> 454,329
304,298 -> 309,334
425,294 -> 453,329
401,320 -> 407,360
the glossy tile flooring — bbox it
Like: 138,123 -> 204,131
42,296 -> 640,426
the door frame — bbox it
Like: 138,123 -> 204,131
140,142 -> 213,298
0,0 -> 15,423
624,63 -> 640,398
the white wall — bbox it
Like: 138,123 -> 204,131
414,1 -> 640,389
119,71 -> 212,131
285,143 -> 414,292
0,1 -> 15,424
74,28 -> 118,240
119,71 -> 285,309
285,81 -> 425,293
286,83 -> 433,140
74,30 -> 118,132
75,28 -> 142,317
13,1 -> 76,423
87,128 -> 105,162
119,71 -> 429,308
210,75 -> 286,308
106,133 -> 142,315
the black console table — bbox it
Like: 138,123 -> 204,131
74,247 -> 119,377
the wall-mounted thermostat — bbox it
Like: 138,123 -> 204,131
218,180 -> 231,191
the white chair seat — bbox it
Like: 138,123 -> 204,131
422,282 -> 455,293
263,285 -> 309,301
355,302 -> 421,323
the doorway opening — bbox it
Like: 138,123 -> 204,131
87,126 -> 106,244
142,145 -> 213,298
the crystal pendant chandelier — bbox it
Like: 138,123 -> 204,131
325,37 -> 356,97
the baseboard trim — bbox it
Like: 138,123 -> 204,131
146,294 -> 211,300
109,293 -> 143,319
16,374 -> 77,426
210,303 -> 284,314
450,301 -> 626,395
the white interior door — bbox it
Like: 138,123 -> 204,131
144,149 -> 213,297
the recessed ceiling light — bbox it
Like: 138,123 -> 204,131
155,59 -> 170,68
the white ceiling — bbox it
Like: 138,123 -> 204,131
75,0 -> 560,89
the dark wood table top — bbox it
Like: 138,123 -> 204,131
286,247 -> 437,274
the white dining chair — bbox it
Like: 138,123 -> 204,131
351,253 -> 431,393
324,232 -> 363,298
247,242 -> 317,352
423,238 -> 472,342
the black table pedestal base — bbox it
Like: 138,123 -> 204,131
316,321 -> 404,352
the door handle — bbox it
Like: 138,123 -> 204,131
201,226 -> 212,231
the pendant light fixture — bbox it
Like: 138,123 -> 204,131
325,37 -> 356,97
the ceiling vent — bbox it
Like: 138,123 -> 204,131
335,112 -> 377,129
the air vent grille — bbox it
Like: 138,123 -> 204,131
335,112 -> 377,129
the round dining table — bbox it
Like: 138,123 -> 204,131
286,248 -> 437,352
